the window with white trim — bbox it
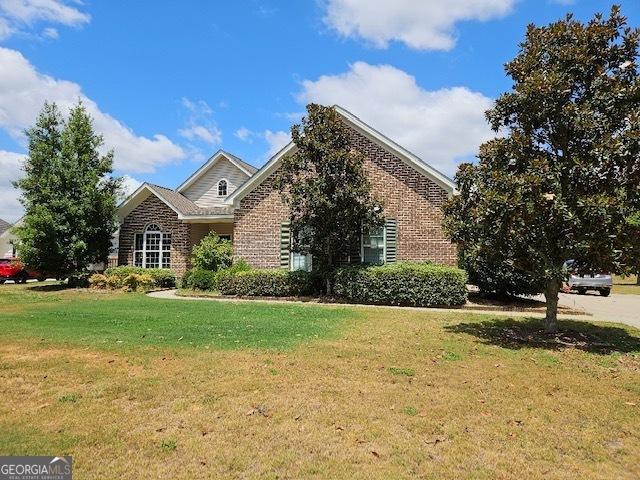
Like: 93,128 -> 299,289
361,226 -> 385,264
134,224 -> 171,269
217,179 -> 228,196
290,227 -> 312,272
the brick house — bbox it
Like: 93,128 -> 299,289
117,106 -> 457,276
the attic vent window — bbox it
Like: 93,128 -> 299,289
218,179 -> 228,196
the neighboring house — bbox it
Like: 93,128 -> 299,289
0,218 -> 18,259
117,106 -> 457,276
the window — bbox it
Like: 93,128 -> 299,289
133,224 -> 171,269
362,226 -> 385,264
217,234 -> 232,242
217,179 -> 228,196
290,227 -> 312,272
291,251 -> 312,272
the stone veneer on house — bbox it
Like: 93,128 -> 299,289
233,124 -> 457,268
118,195 -> 192,276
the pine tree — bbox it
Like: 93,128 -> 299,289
15,101 -> 122,277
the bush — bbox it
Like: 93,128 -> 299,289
181,268 -> 218,291
333,262 -> 467,307
104,266 -> 176,288
191,233 -> 233,271
67,274 -> 90,288
459,248 -> 543,298
181,260 -> 252,291
89,273 -> 108,289
122,273 -> 155,292
218,269 -> 318,297
106,275 -> 122,289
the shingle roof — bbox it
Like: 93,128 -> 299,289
222,150 -> 258,174
147,184 -> 234,216
0,219 -> 10,235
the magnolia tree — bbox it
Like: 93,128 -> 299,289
444,6 -> 640,332
15,102 -> 121,277
275,104 -> 383,293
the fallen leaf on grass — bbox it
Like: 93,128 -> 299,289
624,402 -> 636,406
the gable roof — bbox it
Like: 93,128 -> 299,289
0,219 -> 10,236
225,105 -> 455,206
118,183 -> 233,222
176,150 -> 257,193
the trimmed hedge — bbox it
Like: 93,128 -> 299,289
104,266 -> 176,288
181,268 -> 218,291
333,262 -> 467,307
217,269 -> 318,297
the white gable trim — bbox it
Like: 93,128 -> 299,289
225,141 -> 297,207
177,150 -> 252,193
225,106 -> 456,206
118,184 -> 181,222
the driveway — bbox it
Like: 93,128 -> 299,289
556,292 -> 640,329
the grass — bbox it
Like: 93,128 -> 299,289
613,275 -> 640,295
1,282 -> 639,479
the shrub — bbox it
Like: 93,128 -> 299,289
67,274 -> 90,288
104,266 -> 176,288
181,260 -> 252,291
218,269 -> 318,297
333,262 -> 467,307
459,248 -> 543,298
122,273 -> 155,292
106,274 -> 122,289
89,273 -> 108,289
181,268 -> 218,291
191,233 -> 233,271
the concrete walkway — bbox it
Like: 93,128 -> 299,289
554,292 -> 640,329
148,289 -> 598,322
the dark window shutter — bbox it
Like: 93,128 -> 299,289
385,218 -> 397,263
280,221 -> 291,269
348,236 -> 361,265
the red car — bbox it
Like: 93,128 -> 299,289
0,258 -> 47,284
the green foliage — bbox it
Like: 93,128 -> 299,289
181,268 -> 218,291
333,262 -> 468,307
459,247 -> 544,298
104,266 -> 176,288
181,259 -> 252,291
191,233 -> 233,271
217,269 -> 318,297
14,101 -> 121,276
122,273 -> 155,292
66,274 -> 90,288
275,104 -> 383,289
443,7 -> 640,330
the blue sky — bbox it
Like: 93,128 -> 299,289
0,0 -> 638,222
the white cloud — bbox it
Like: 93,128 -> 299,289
178,97 -> 222,147
297,62 -> 494,175
263,130 -> 290,158
0,149 -> 24,222
118,174 -> 142,202
234,126 -> 253,142
323,0 -> 514,50
0,0 -> 89,40
0,47 -> 185,173
42,26 -> 57,38
179,124 -> 222,145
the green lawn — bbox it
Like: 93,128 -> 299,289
0,283 -> 351,350
1,282 -> 639,479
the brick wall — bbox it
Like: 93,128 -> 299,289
233,124 -> 457,268
118,195 -> 192,276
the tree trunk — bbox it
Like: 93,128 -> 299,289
543,279 -> 561,333
636,270 -> 640,285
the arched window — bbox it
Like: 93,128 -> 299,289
217,179 -> 228,196
133,223 -> 171,269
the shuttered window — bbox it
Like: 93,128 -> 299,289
280,222 -> 291,269
360,218 -> 397,265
